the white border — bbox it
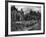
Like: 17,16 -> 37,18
8,2 -> 43,35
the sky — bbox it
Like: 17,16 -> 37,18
14,5 -> 41,14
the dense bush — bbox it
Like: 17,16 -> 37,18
11,6 -> 41,21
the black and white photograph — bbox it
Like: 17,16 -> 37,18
11,5 -> 41,31
6,1 -> 45,36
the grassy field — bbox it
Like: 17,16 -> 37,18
11,20 -> 41,31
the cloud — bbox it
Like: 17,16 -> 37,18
15,5 -> 41,13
